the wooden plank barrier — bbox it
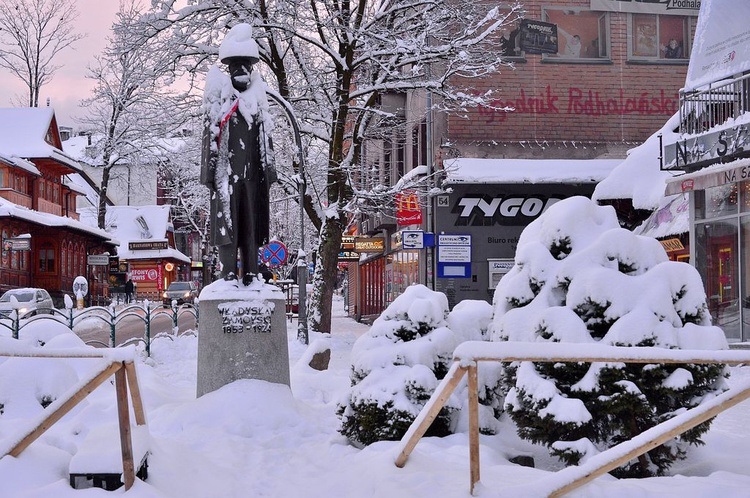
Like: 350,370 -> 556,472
0,348 -> 147,491
395,341 -> 750,497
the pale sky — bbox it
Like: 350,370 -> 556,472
0,1 -> 120,128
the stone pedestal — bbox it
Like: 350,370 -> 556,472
197,279 -> 290,397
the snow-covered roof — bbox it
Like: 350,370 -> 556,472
0,197 -> 116,244
443,158 -> 621,184
0,153 -> 40,176
61,135 -> 98,166
105,205 -> 190,262
0,107 -> 82,172
62,133 -> 190,167
593,113 -> 682,210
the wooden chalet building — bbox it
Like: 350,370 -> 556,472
0,107 -> 116,305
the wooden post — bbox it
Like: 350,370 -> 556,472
547,382 -> 750,497
124,361 -> 146,426
115,365 -> 136,490
467,363 -> 480,495
395,362 -> 467,467
7,361 -> 123,457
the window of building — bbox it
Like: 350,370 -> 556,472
695,184 -> 739,220
0,168 -> 5,188
38,241 -> 55,273
628,14 -> 693,61
542,8 -> 610,61
1,229 -> 8,268
696,219 -> 740,340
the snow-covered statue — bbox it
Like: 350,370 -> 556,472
201,23 -> 276,284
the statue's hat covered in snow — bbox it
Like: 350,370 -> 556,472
219,23 -> 260,64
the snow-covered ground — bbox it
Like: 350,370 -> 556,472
1,295 -> 750,497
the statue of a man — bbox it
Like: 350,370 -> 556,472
201,23 -> 276,284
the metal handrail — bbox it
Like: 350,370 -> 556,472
680,73 -> 750,135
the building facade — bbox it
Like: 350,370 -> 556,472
0,108 -> 116,305
351,0 -> 699,319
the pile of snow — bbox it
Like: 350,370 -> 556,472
593,113 -> 682,210
1,295 -> 750,496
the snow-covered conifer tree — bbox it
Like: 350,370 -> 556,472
338,285 -> 499,446
492,196 -> 728,477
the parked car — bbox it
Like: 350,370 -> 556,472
0,288 -> 54,318
162,281 -> 198,306
285,284 -> 313,314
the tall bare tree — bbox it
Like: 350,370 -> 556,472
79,0 -> 198,229
0,0 -> 84,107
125,0 -> 521,333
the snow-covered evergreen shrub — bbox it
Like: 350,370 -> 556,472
492,196 -> 729,478
337,285 -> 498,446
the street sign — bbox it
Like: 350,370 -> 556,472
87,254 -> 110,266
261,241 -> 289,268
402,230 -> 424,249
437,234 -> 472,278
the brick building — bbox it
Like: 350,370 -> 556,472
350,0 -> 699,318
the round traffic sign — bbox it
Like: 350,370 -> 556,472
261,241 -> 289,268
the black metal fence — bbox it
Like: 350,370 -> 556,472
0,301 -> 199,356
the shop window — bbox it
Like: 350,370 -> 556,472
697,185 -> 739,220
542,8 -> 609,61
628,14 -> 693,61
696,220 -> 740,340
741,217 -> 750,341
38,241 -> 55,273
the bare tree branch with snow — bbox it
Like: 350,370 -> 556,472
124,0 -> 523,333
0,0 -> 85,107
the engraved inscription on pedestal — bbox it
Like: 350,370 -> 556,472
196,283 -> 290,397
219,301 -> 273,334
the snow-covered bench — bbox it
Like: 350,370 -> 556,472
69,423 -> 150,490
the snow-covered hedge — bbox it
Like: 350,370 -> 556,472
337,285 -> 497,446
491,196 -> 729,477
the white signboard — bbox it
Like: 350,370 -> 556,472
87,254 -> 110,266
73,276 -> 88,297
438,234 -> 471,246
591,0 -> 700,15
438,234 -> 471,263
685,0 -> 750,90
402,231 -> 424,249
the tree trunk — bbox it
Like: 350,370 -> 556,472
310,215 -> 345,333
97,166 -> 112,229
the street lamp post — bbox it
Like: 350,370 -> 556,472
266,89 -> 309,344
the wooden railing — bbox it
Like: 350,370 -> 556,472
37,197 -> 62,216
0,347 -> 147,491
0,188 -> 32,208
395,342 -> 750,497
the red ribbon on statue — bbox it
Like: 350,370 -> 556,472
217,98 -> 240,146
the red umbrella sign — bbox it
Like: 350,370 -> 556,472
260,241 -> 289,268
